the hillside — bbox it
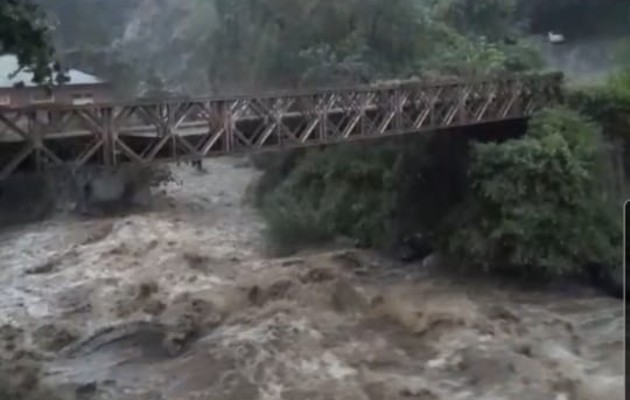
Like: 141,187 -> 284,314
36,0 -> 630,97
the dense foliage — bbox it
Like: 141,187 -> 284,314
259,143 -> 402,254
445,108 -> 621,277
197,0 -> 549,91
21,0 -> 626,95
221,0 -> 626,281
0,0 -> 61,85
258,107 -> 621,280
30,0 -> 575,95
567,47 -> 630,181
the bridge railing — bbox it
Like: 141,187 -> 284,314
0,73 -> 562,179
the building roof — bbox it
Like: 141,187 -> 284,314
0,54 -> 103,88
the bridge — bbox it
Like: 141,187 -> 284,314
0,73 -> 562,180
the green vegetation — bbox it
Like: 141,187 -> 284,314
32,0 -> 629,94
260,143 -> 401,254
248,0 -> 627,281
0,0 -> 63,85
445,108 -> 621,277
566,46 -> 630,183
199,0 -> 549,90
258,106 -> 622,281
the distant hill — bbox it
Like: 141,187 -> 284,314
36,0 -> 630,97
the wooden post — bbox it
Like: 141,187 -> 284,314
102,107 -> 114,167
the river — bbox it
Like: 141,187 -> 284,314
0,158 -> 623,400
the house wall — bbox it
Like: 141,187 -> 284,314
0,83 -> 113,108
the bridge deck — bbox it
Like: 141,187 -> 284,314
0,73 -> 562,179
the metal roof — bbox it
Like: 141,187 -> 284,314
0,55 -> 103,88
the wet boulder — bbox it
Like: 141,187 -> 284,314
583,262 -> 623,299
397,233 -> 433,263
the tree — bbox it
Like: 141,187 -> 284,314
432,0 -> 519,41
0,0 -> 62,85
444,107 -> 620,278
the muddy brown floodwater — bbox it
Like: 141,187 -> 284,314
0,157 -> 624,400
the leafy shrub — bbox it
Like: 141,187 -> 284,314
432,0 -> 518,41
259,143 -> 401,254
607,68 -> 630,99
249,149 -> 306,207
566,80 -> 630,189
444,107 -> 621,278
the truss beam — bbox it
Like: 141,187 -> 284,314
0,73 -> 562,179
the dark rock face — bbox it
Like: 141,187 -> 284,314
0,174 -> 55,227
397,233 -> 433,263
584,262 -> 624,299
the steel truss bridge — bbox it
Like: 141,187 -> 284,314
0,73 -> 562,180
